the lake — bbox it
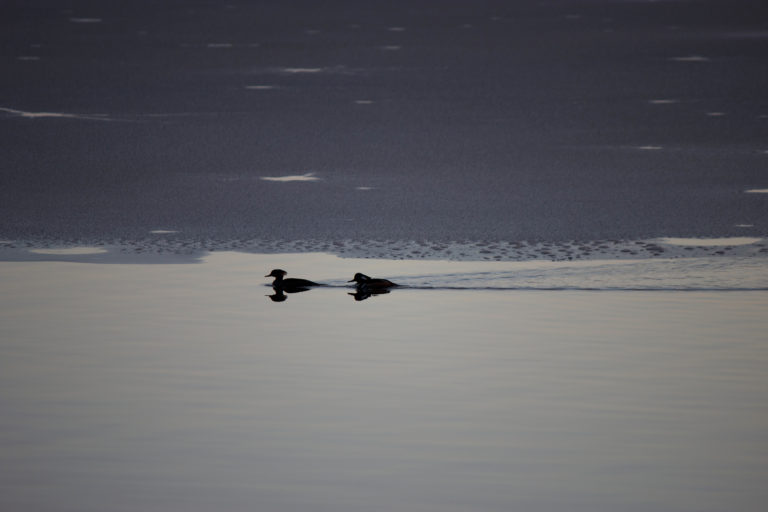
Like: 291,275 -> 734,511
1,252 -> 767,511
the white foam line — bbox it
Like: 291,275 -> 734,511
356,186 -> 375,190
636,145 -> 663,150
207,43 -> 233,48
69,17 -> 102,23
150,230 -> 179,234
261,172 -> 320,182
354,100 -> 374,104
745,189 -> 768,194
648,99 -> 678,104
245,85 -> 278,90
0,107 -> 113,121
379,45 -> 402,51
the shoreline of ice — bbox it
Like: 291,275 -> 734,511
1,236 -> 766,264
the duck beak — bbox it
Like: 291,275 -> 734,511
265,274 -> 271,277
347,279 -> 355,282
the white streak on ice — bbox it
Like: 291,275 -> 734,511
0,107 -> 112,121
261,172 -> 320,182
669,55 -> 710,62
281,67 -> 324,73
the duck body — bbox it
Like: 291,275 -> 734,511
265,269 -> 320,291
348,272 -> 398,290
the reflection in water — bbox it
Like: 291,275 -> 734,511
267,287 -> 315,302
267,289 -> 288,302
348,288 -> 392,301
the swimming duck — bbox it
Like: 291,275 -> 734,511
348,272 -> 398,289
265,269 -> 320,290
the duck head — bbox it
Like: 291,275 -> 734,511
348,272 -> 371,284
265,269 -> 288,279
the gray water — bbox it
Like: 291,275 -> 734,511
1,253 -> 767,511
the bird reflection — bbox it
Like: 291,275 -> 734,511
267,289 -> 288,302
348,288 -> 391,301
267,287 -> 317,302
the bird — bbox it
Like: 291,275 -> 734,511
265,269 -> 320,291
348,272 -> 398,290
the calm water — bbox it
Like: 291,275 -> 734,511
1,253 -> 767,511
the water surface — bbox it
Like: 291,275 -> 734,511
1,253 -> 767,511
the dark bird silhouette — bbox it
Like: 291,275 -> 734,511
265,269 -> 320,292
348,272 -> 398,290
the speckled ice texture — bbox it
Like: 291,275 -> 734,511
1,0 -> 767,261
